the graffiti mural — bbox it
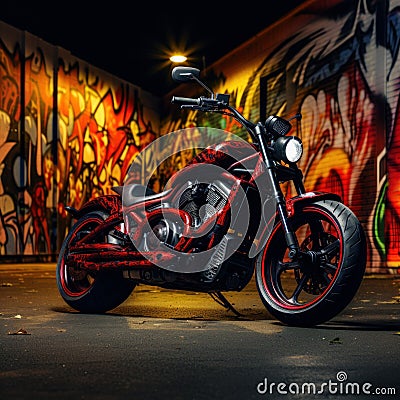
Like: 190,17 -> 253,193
240,0 -> 400,273
0,34 -> 157,258
217,0 -> 395,274
0,38 -> 20,256
1,0 -> 400,274
163,0 -> 400,273
244,0 -> 400,272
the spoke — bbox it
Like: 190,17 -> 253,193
289,273 -> 309,304
277,259 -> 300,274
308,219 -> 324,235
308,221 -> 324,250
319,239 -> 340,258
320,261 -> 338,274
320,271 -> 333,287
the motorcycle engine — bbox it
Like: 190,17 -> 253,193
150,219 -> 182,248
136,181 -> 254,289
142,182 -> 230,283
140,182 -> 228,254
151,182 -> 228,248
178,182 -> 229,229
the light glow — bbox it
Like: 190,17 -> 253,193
170,54 -> 187,63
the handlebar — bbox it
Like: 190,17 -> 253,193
171,96 -> 201,106
170,66 -> 300,146
171,96 -> 225,110
171,94 -> 256,133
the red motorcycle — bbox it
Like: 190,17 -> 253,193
56,67 -> 367,327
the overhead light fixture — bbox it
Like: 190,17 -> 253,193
170,54 -> 187,63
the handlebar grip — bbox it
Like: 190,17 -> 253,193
171,96 -> 201,106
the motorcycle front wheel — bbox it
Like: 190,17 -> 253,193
56,211 -> 136,313
256,199 -> 366,327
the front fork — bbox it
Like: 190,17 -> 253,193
255,124 -> 304,260
255,123 -> 343,267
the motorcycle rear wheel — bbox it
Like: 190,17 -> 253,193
256,199 -> 366,327
56,211 -> 135,313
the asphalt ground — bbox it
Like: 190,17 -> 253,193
0,263 -> 399,400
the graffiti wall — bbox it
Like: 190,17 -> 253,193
0,22 -> 159,259
1,0 -> 399,274
162,0 -> 400,274
240,0 -> 399,274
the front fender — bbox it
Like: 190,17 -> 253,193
286,191 -> 342,217
249,191 -> 342,258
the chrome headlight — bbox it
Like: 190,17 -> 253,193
272,136 -> 303,164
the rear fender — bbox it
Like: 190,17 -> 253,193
66,195 -> 122,220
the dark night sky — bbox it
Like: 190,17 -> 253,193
2,1 -> 305,96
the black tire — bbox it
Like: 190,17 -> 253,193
256,200 -> 366,327
56,211 -> 135,313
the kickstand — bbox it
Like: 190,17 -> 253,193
209,291 -> 243,317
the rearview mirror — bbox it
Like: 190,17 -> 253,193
171,67 -> 201,83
